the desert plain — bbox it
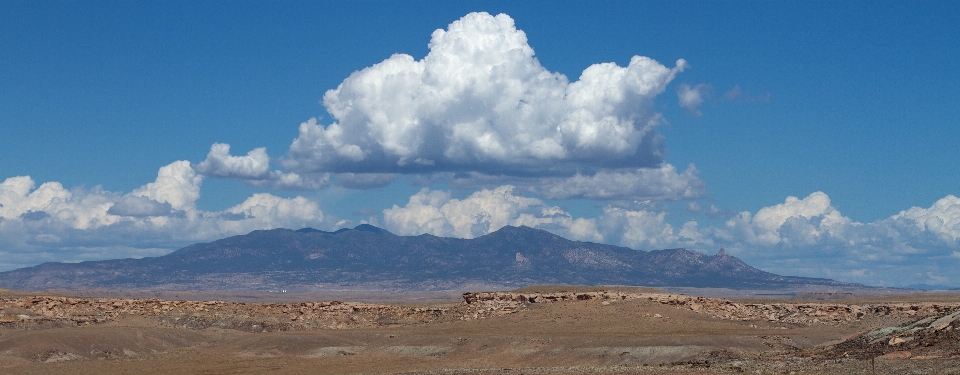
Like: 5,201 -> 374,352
2,286 -> 960,374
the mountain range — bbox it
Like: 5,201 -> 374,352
0,225 -> 859,292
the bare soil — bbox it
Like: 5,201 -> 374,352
1,287 -> 959,374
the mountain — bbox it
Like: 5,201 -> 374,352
0,225 -> 857,292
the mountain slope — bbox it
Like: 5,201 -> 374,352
0,225 -> 855,292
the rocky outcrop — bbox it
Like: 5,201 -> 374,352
0,295 -> 454,332
462,291 -> 960,325
6,290 -> 959,336
6,289 -> 960,363
816,308 -> 960,360
460,290 -> 960,360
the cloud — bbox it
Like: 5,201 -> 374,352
130,161 -> 202,211
599,206 -> 679,249
7,9 -> 956,288
381,184 -> 713,251
19,211 -> 51,221
887,195 -> 960,244
223,193 -> 323,227
653,192 -> 960,287
0,162 -> 328,271
6,164 -> 960,287
677,83 -> 709,116
721,85 -> 770,103
685,202 -> 736,219
691,192 -> 960,286
441,163 -> 705,203
1,176 -> 66,219
194,143 -> 330,190
254,171 -> 331,190
195,143 -> 271,180
529,164 -> 705,201
748,191 -> 852,246
0,176 -> 119,230
711,192 -> 862,254
383,186 -> 960,286
106,195 -> 176,217
383,185 -> 601,241
284,12 -> 686,178
193,11 -> 696,203
336,173 -> 398,189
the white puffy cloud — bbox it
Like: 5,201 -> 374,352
597,191 -> 960,287
130,161 -> 202,211
383,186 -> 601,241
1,176 -> 66,219
382,185 -> 713,251
195,143 -> 271,180
223,193 -> 323,229
677,83 -> 709,116
383,186 -> 960,287
194,143 -> 330,190
591,206 -> 710,250
284,12 -> 686,177
888,195 -> 960,244
0,162 -> 328,271
746,191 -> 852,246
690,192 -> 960,287
711,192 -> 862,253
0,176 -> 119,230
6,165 -> 960,288
599,207 -> 678,249
194,11 -> 695,203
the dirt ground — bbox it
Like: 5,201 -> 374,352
2,287 -> 959,374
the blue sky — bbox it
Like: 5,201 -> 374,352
2,1 -> 959,287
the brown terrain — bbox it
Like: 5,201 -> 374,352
2,286 -> 960,374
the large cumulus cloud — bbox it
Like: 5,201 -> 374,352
188,12 -> 703,203
284,12 -> 686,178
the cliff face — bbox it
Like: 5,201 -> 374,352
0,225 -> 852,292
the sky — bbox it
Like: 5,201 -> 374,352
2,1 -> 959,288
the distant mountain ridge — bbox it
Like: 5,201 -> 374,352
0,225 -> 858,292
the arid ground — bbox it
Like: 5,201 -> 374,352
2,286 -> 960,374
